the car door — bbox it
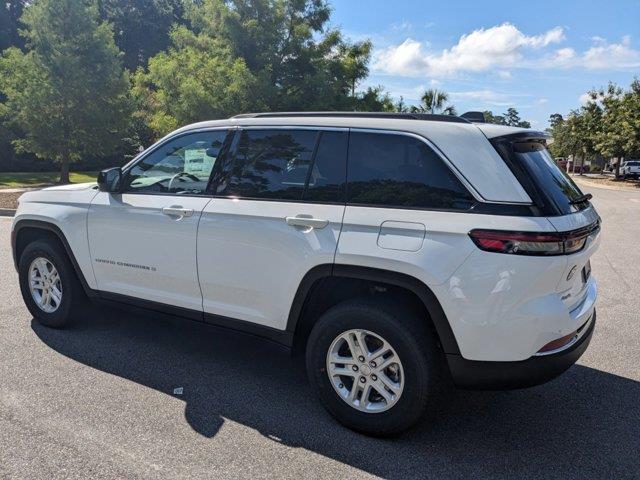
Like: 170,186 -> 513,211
88,128 -> 230,312
197,127 -> 348,330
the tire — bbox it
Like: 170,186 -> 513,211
18,239 -> 86,328
306,297 -> 444,436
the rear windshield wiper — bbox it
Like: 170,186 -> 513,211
569,193 -> 593,205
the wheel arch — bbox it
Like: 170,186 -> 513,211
12,219 -> 97,298
287,264 -> 460,355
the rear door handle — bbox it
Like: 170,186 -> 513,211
285,216 -> 329,229
162,206 -> 194,218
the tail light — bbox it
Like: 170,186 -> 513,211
469,221 -> 600,256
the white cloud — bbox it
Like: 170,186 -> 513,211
374,23 -> 640,77
537,98 -> 548,104
579,92 -> 595,105
582,36 -> 640,69
391,20 -> 412,31
373,23 -> 565,76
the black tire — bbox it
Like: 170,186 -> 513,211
306,297 -> 444,436
18,239 -> 86,328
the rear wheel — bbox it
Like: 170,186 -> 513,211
306,298 -> 443,436
18,239 -> 86,328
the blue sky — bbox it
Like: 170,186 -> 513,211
330,0 -> 640,128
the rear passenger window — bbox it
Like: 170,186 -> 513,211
219,129 -> 346,203
347,132 -> 475,210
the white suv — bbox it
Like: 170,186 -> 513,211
620,160 -> 640,179
11,112 -> 600,436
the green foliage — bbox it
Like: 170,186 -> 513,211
411,89 -> 456,115
98,0 -> 184,71
484,108 -> 531,127
0,0 -> 131,183
0,1 -> 27,51
483,110 -> 506,125
134,0 -> 379,136
132,30 -> 259,135
548,80 -> 639,176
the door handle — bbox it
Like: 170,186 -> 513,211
162,206 -> 194,218
285,216 -> 329,229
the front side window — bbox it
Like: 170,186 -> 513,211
123,130 -> 229,194
346,132 -> 475,210
216,129 -> 347,203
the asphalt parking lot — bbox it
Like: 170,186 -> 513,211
0,183 -> 639,480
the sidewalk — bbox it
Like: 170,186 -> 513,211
570,174 -> 640,192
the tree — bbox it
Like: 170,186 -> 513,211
412,89 -> 456,115
595,81 -> 640,178
132,28 -> 259,136
548,113 -> 564,129
339,40 -> 372,98
353,86 -> 395,112
0,1 -> 27,52
483,110 -> 506,125
134,0 -> 378,137
0,0 -> 131,183
503,107 -> 531,128
97,0 -> 184,71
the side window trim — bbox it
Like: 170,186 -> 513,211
121,127 -> 233,197
348,128 -> 484,204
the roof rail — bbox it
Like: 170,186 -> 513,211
231,111 -> 471,124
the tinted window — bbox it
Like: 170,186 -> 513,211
124,130 -> 228,194
512,142 -> 584,214
346,132 -> 475,209
303,131 -> 347,203
222,129 -> 318,200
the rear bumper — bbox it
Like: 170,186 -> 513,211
446,310 -> 596,390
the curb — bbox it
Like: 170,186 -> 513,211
0,208 -> 16,217
572,177 -> 640,192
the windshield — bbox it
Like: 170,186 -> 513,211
512,142 -> 585,215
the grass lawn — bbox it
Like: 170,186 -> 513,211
0,171 -> 98,189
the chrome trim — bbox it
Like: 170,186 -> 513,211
238,125 -> 349,132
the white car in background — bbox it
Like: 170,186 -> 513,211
11,111 -> 600,436
620,160 -> 640,178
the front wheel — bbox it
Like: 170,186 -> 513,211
306,298 -> 444,436
18,239 -> 86,328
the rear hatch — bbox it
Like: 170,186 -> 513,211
490,131 -> 601,310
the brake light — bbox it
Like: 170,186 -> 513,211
469,222 -> 599,256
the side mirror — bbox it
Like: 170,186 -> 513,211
97,167 -> 122,193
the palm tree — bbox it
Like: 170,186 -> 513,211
411,88 -> 457,115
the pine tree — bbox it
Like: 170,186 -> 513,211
0,0 -> 130,183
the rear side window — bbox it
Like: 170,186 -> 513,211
346,132 -> 475,210
218,129 -> 346,203
512,141 -> 584,215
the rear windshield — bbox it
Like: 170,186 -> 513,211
626,161 -> 639,166
512,141 -> 585,215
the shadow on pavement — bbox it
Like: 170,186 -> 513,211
32,307 -> 640,479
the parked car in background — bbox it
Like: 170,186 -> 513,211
620,160 -> 640,179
